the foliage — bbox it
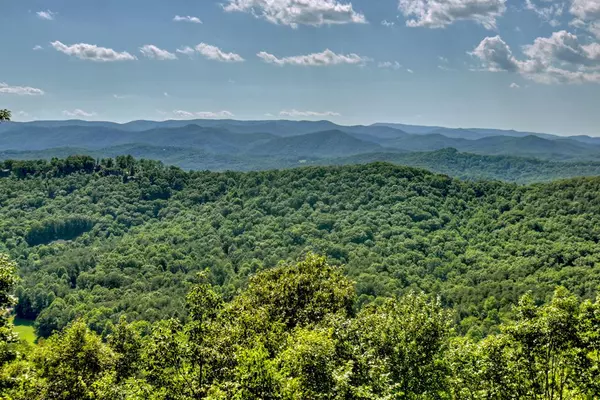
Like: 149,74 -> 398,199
0,254 -> 18,367
448,288 -> 600,399
0,158 -> 600,340
5,147 -> 600,183
0,255 -> 598,399
0,109 -> 10,123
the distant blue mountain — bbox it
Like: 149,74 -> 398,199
1,118 -> 600,161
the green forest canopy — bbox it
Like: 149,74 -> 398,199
0,253 -> 599,399
0,156 -> 599,342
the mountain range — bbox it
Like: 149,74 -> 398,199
1,119 -> 600,181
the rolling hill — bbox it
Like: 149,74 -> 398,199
2,118 -> 600,165
247,130 -> 387,158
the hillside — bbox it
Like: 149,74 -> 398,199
1,157 -> 599,340
330,148 -> 600,183
5,146 -> 600,183
247,130 -> 386,157
2,119 -> 600,161
0,124 -> 275,153
1,156 -> 600,398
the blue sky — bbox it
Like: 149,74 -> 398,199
1,0 -> 600,136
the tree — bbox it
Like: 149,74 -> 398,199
33,320 -> 115,400
448,288 -> 600,399
0,254 -> 18,367
349,293 -> 452,399
0,109 -> 10,122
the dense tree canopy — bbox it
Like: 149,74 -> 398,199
0,157 -> 599,341
0,254 -> 598,399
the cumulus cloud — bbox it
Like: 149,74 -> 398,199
280,110 -> 341,117
223,0 -> 366,28
195,43 -> 245,62
471,31 -> 600,84
173,15 -> 202,24
257,49 -> 369,66
139,45 -> 178,60
522,30 -> 600,66
63,109 -> 96,118
470,35 -> 521,72
173,110 -> 235,119
0,82 -> 45,96
569,0 -> 600,39
33,45 -> 43,51
378,61 -> 402,70
381,19 -> 395,27
398,0 -> 506,29
570,0 -> 600,21
37,10 -> 56,20
51,41 -> 137,62
510,82 -> 520,88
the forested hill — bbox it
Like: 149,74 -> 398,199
4,147 -> 600,183
1,156 -> 600,341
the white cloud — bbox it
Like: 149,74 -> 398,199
438,56 -> 449,63
381,19 -> 395,27
0,82 -> 45,96
280,109 -> 341,117
568,0 -> 600,39
63,109 -> 96,118
590,22 -> 600,39
510,82 -> 520,88
257,49 -> 369,66
195,43 -> 245,62
407,68 -> 414,73
33,45 -> 44,51
164,92 -> 170,97
197,111 -> 235,118
173,110 -> 195,118
37,10 -> 56,20
265,113 -> 275,117
139,45 -> 178,60
176,46 -> 196,57
51,41 -> 137,62
398,0 -> 506,29
522,30 -> 600,66
471,31 -> 600,84
570,0 -> 600,21
470,35 -> 521,72
378,61 -> 402,70
173,110 -> 235,119
173,15 -> 203,24
525,0 -> 564,27
223,0 -> 366,28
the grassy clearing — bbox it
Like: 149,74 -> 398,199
10,317 -> 36,344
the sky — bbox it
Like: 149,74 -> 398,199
1,0 -> 600,136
